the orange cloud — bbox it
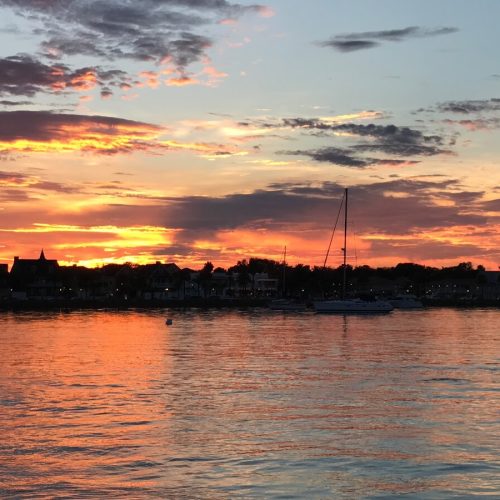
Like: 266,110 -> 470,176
319,111 -> 385,123
139,71 -> 160,88
0,56 -> 132,98
121,93 -> 139,101
166,76 -> 200,87
160,140 -> 248,158
0,127 -> 159,155
0,111 -> 248,158
202,65 -> 228,86
219,18 -> 238,25
69,69 -> 99,91
0,172 -> 35,188
443,118 -> 500,131
175,117 -> 274,142
257,6 -> 276,18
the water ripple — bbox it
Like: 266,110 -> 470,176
0,308 -> 499,498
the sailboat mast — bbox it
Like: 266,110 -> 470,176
282,245 -> 287,297
342,188 -> 348,300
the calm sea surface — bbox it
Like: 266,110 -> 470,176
0,308 -> 498,499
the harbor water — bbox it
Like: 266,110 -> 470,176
0,308 -> 498,498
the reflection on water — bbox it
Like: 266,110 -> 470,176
0,309 -> 498,498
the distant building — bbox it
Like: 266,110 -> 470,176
0,264 -> 9,300
141,262 -> 182,300
480,270 -> 500,284
478,270 -> 500,300
10,250 -> 61,300
253,273 -> 279,297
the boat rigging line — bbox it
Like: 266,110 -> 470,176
322,189 -> 346,269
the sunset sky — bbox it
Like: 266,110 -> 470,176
0,0 -> 499,270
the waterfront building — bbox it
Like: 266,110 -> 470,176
10,250 -> 61,300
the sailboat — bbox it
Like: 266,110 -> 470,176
269,246 -> 307,311
313,188 -> 393,314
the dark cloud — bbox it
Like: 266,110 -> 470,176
34,180 -> 79,193
0,99 -> 32,106
343,180 -> 488,234
0,169 -> 80,196
368,238 -> 494,261
376,159 -> 420,166
100,89 -> 114,99
277,120 -> 449,164
1,0 -> 270,71
157,178 -> 488,236
319,26 -> 458,52
340,27 -> 458,42
333,123 -> 443,144
0,110 -> 168,156
280,117 -> 336,130
443,117 -> 500,131
481,198 -> 500,211
164,189 -> 332,231
0,54 -> 133,97
155,245 -> 224,264
104,178 -> 492,265
283,120 -> 448,155
353,142 -> 448,157
440,189 -> 485,205
0,188 -> 33,201
284,147 -> 378,168
3,177 -> 494,264
0,110 -> 160,142
322,40 -> 378,53
0,170 -> 27,184
437,98 -> 500,114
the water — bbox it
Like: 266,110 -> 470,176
0,308 -> 498,498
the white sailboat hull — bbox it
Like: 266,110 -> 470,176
314,299 -> 393,313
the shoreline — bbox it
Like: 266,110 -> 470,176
0,297 -> 498,312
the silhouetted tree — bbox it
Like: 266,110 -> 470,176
198,261 -> 214,298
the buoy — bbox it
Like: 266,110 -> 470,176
165,318 -> 173,325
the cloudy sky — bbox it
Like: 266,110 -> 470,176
0,0 -> 499,270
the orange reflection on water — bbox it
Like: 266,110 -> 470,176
0,309 -> 498,497
0,311 -> 174,494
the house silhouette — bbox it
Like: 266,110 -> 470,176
10,250 -> 60,299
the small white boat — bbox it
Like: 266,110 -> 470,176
389,295 -> 424,309
314,298 -> 393,313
